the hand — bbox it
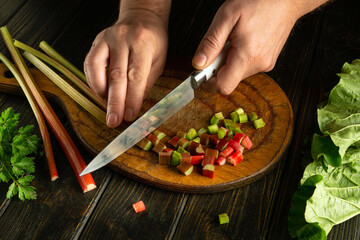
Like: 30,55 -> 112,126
84,9 -> 168,128
192,0 -> 311,95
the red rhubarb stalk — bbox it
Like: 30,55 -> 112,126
1,26 -> 96,192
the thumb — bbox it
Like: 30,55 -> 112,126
192,5 -> 237,69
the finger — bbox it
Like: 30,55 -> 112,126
106,45 -> 129,128
84,40 -> 109,99
192,3 -> 237,69
123,47 -> 153,122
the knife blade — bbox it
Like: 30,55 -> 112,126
80,42 -> 231,176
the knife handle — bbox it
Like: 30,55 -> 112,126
191,41 -> 231,89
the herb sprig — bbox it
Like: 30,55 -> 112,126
0,107 -> 41,200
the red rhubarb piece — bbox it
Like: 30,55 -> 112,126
200,132 -> 210,146
216,156 -> 226,165
226,151 -> 244,166
190,155 -> 205,165
133,201 -> 146,213
146,133 -> 159,146
233,133 -> 245,143
201,155 -> 216,167
168,136 -> 180,148
209,134 -> 220,146
188,141 -> 204,155
202,164 -> 215,179
220,146 -> 234,158
180,152 -> 191,162
228,139 -> 242,152
215,138 -> 228,151
241,135 -> 253,150
205,148 -> 219,158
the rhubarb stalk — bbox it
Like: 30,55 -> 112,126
0,26 -> 96,193
0,53 -> 58,181
23,51 -> 106,124
39,41 -> 87,83
14,40 -> 106,111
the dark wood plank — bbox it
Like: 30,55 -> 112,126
80,174 -> 187,240
0,0 -> 27,25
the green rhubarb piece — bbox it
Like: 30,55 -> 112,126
176,131 -> 187,139
217,128 -> 227,139
170,151 -> 182,166
210,115 -> 219,125
186,128 -> 197,141
177,146 -> 188,153
153,129 -> 166,140
207,124 -> 219,135
235,107 -> 244,115
249,112 -> 258,122
214,112 -> 224,120
223,119 -> 234,128
192,137 -> 200,143
230,111 -> 239,123
253,118 -> 265,129
197,127 -> 207,136
177,137 -> 189,149
219,213 -> 229,224
136,138 -> 152,151
233,127 -> 243,134
239,113 -> 248,123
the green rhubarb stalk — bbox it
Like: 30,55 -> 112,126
14,40 -> 106,111
39,41 -> 87,83
23,51 -> 106,124
0,53 -> 58,181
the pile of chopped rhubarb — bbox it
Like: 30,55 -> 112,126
136,108 -> 265,178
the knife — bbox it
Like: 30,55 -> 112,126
80,42 -> 231,176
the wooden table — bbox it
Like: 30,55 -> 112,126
0,0 -> 359,239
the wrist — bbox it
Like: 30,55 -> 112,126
292,0 -> 330,19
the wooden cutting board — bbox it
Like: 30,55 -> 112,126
0,63 -> 293,193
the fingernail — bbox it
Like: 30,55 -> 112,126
193,52 -> 207,67
124,108 -> 133,121
107,112 -> 118,127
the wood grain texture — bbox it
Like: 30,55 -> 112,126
0,63 -> 292,193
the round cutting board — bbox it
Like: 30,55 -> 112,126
0,63 -> 293,193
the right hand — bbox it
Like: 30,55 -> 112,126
84,9 -> 168,128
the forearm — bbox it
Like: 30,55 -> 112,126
119,0 -> 171,27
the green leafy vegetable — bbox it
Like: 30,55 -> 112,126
288,59 -> 360,238
0,107 -> 41,200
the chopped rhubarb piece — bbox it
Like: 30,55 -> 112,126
176,131 -> 187,139
159,151 -> 172,165
223,119 -> 234,128
177,137 -> 189,149
253,118 -> 265,129
233,133 -> 245,143
216,156 -> 226,165
168,136 -> 180,148
177,161 -> 194,176
186,128 -> 197,141
210,115 -> 219,125
214,112 -> 224,120
146,133 -> 159,146
133,201 -> 145,213
201,155 -> 216,167
228,139 -> 242,152
205,148 -> 219,158
163,148 -> 173,152
217,126 -> 228,139
153,141 -> 166,154
170,151 -> 182,166
190,155 -> 204,165
233,127 -> 242,134
209,134 -> 220,146
153,129 -> 166,140
241,135 -> 253,149
197,127 -> 207,136
215,138 -> 228,151
230,111 -> 239,123
219,213 -> 229,224
192,137 -> 200,143
226,151 -> 244,166
180,152 -> 191,162
202,164 -> 215,179
177,146 -> 188,153
136,138 -> 152,151
188,141 -> 205,155
249,112 -> 258,122
207,124 -> 219,135
239,113 -> 248,123
200,132 -> 210,147
220,146 -> 234,157
235,107 -> 244,115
